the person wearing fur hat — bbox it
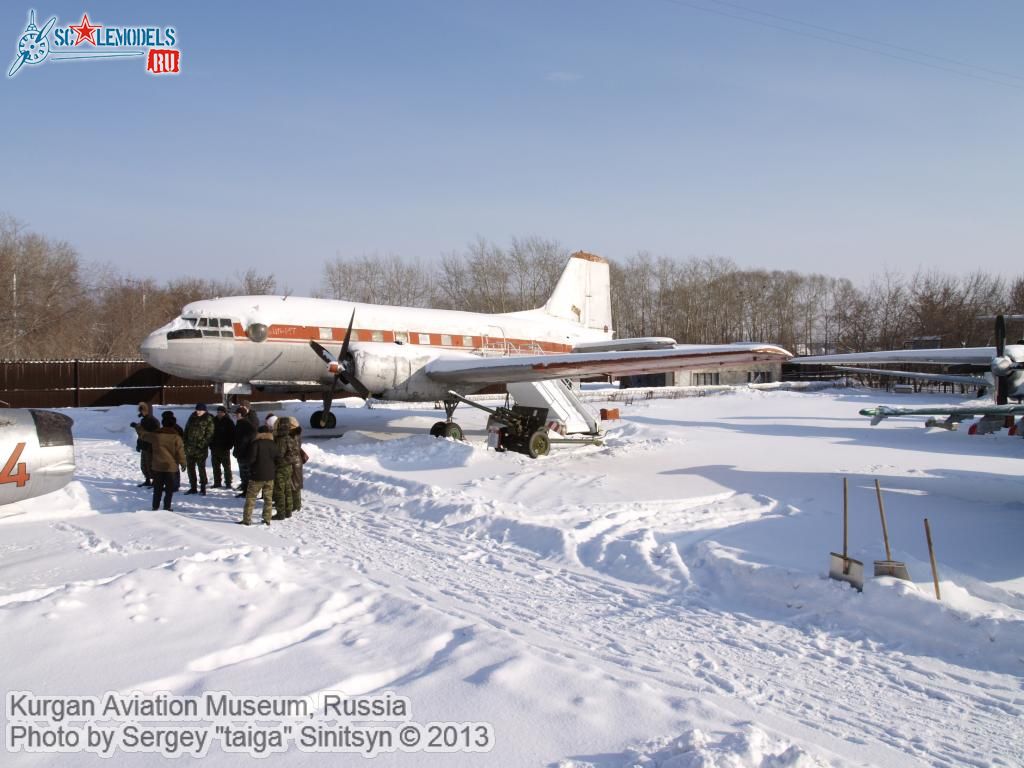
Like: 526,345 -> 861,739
130,401 -> 160,487
272,416 -> 299,519
289,419 -> 305,512
134,411 -> 186,511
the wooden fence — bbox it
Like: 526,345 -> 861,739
0,360 -> 289,409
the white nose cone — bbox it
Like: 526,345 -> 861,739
140,330 -> 168,368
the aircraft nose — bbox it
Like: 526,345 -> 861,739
140,330 -> 168,366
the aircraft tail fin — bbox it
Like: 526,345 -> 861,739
541,251 -> 613,335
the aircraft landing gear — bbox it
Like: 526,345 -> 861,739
310,410 -> 337,429
311,392 -> 338,429
430,397 -> 464,440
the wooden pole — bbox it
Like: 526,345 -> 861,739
875,479 -> 892,561
924,518 -> 940,600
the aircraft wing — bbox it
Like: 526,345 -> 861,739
794,347 -> 993,366
860,403 -> 1024,425
424,343 -> 792,385
831,366 -> 989,388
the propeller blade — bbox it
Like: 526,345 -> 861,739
997,375 -> 1009,406
308,339 -> 371,399
309,340 -> 338,369
339,309 -> 356,361
996,314 -> 1005,358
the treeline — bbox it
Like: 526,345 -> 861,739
0,215 -> 1018,359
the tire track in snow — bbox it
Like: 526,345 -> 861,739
288,458 -> 1023,767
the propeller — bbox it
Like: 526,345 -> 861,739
309,309 -> 370,398
989,314 -> 1024,406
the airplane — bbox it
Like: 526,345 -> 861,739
794,315 -> 1024,433
140,251 -> 792,455
0,409 -> 75,507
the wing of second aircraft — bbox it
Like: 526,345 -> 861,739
794,347 -> 993,366
424,342 -> 792,385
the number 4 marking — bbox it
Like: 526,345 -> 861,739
0,442 -> 30,487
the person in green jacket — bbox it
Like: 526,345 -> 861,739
272,417 -> 299,519
183,403 -> 215,495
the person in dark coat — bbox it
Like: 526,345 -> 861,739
241,400 -> 260,431
210,405 -> 236,488
232,404 -> 257,497
240,426 -> 279,526
131,401 -> 160,487
135,411 -> 186,511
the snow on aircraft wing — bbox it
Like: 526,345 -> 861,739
794,347 -> 993,366
424,343 -> 792,385
860,403 -> 1024,425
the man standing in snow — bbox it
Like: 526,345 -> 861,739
241,426 -> 278,526
132,401 -> 160,487
232,404 -> 257,497
210,405 -> 235,489
184,403 -> 215,495
135,411 -> 186,511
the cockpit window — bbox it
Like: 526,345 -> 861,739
170,316 -> 233,339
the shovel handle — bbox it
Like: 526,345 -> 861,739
925,518 -> 941,600
875,479 -> 893,561
842,477 -> 849,558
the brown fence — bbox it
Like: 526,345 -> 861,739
0,360 -> 292,409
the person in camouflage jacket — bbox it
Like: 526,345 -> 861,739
272,417 -> 300,519
183,403 -> 215,494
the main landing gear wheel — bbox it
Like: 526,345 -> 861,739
311,410 -> 337,429
431,421 -> 463,440
527,429 -> 550,458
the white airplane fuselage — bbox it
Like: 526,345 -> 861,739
0,409 -> 75,508
141,296 -> 612,401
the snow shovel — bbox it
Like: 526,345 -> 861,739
873,480 -> 911,581
829,477 -> 864,592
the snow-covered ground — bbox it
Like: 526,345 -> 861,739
2,387 -> 1022,767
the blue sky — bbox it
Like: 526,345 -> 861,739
2,1 -> 1022,292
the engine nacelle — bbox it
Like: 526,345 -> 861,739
351,343 -> 469,401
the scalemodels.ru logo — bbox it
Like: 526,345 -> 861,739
8,9 -> 180,78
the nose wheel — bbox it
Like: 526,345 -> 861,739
430,397 -> 464,440
310,410 -> 337,429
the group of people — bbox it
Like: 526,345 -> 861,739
131,401 -> 307,526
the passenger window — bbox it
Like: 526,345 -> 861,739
418,333 -> 431,345
371,330 -> 384,342
395,331 -> 408,343
441,334 -> 453,346
462,335 -> 473,347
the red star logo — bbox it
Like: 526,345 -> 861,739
69,13 -> 102,46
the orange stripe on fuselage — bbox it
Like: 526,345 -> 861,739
227,323 -> 573,354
